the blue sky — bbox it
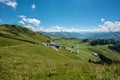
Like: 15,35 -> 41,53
0,0 -> 120,32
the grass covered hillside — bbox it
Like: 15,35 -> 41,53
0,24 -> 49,47
52,37 -> 120,63
0,24 -> 120,80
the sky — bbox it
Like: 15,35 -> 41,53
0,0 -> 120,32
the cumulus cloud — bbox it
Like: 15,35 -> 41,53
40,21 -> 120,32
98,20 -> 120,32
101,18 -> 105,22
19,15 -> 40,26
39,26 -> 93,32
24,24 -> 36,30
38,26 -> 62,32
18,21 -> 25,25
31,4 -> 36,10
36,18 -> 120,32
18,16 -> 120,32
0,0 -> 17,9
18,15 -> 41,31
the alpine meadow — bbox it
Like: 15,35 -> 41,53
0,0 -> 120,80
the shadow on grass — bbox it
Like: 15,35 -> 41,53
89,53 -> 120,65
0,33 -> 37,44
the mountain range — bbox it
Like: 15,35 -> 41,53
41,32 -> 120,41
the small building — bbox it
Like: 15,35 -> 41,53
47,43 -> 60,49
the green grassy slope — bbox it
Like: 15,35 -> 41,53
0,24 -> 120,80
1,43 -> 120,80
0,24 -> 49,47
53,38 -> 120,62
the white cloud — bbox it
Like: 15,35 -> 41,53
39,21 -> 120,32
19,15 -> 40,26
27,18 -> 40,26
38,26 -> 64,32
18,15 -> 41,31
18,21 -> 25,24
31,4 -> 36,10
39,26 -> 94,32
0,0 -> 17,9
36,18 -> 120,32
24,25 -> 36,30
98,20 -> 120,32
18,16 -> 120,32
101,18 -> 105,22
